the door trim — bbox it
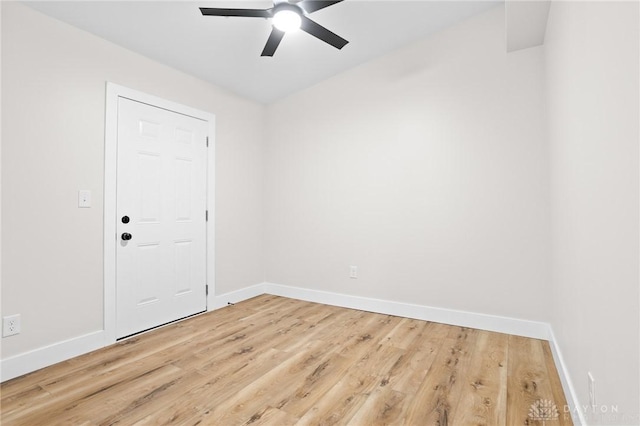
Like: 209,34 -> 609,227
104,82 -> 215,344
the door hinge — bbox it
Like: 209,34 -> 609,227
206,285 -> 209,296
206,210 -> 208,221
206,136 -> 209,147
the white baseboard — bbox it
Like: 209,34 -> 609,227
264,282 -> 583,424
1,283 -> 267,383
264,282 -> 550,339
547,327 -> 587,425
209,283 -> 266,310
1,279 -> 582,425
0,330 -> 106,382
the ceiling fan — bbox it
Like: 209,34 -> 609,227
200,0 -> 349,57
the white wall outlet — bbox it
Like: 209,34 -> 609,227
3,314 -> 21,337
78,190 -> 91,208
349,265 -> 358,279
588,372 -> 596,407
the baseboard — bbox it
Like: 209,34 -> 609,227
0,330 -> 106,382
264,282 -> 583,424
264,282 -> 550,339
1,283 -> 267,383
1,280 -> 582,425
209,283 -> 266,310
547,327 -> 587,425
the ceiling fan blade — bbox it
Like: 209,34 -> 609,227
261,28 -> 285,57
299,0 -> 344,14
199,7 -> 272,18
300,16 -> 348,50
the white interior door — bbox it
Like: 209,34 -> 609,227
116,97 -> 208,339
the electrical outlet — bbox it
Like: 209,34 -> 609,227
349,265 -> 358,279
78,190 -> 91,208
3,314 -> 21,337
588,372 -> 596,407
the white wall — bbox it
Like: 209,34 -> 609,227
265,6 -> 551,322
545,2 -> 639,424
1,2 -> 265,359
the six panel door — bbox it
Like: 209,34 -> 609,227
116,97 -> 208,339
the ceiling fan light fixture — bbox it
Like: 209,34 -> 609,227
273,9 -> 301,32
200,0 -> 348,56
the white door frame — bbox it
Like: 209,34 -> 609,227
104,82 -> 215,344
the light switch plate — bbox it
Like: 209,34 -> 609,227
78,190 -> 91,208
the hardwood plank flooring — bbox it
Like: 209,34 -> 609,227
1,295 -> 573,425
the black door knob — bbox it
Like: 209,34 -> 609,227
121,233 -> 132,241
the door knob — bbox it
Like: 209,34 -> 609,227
121,233 -> 132,241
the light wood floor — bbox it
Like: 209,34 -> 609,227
1,295 -> 572,425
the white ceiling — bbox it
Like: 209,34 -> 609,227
25,1 -> 501,104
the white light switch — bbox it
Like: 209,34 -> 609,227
78,190 -> 91,208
